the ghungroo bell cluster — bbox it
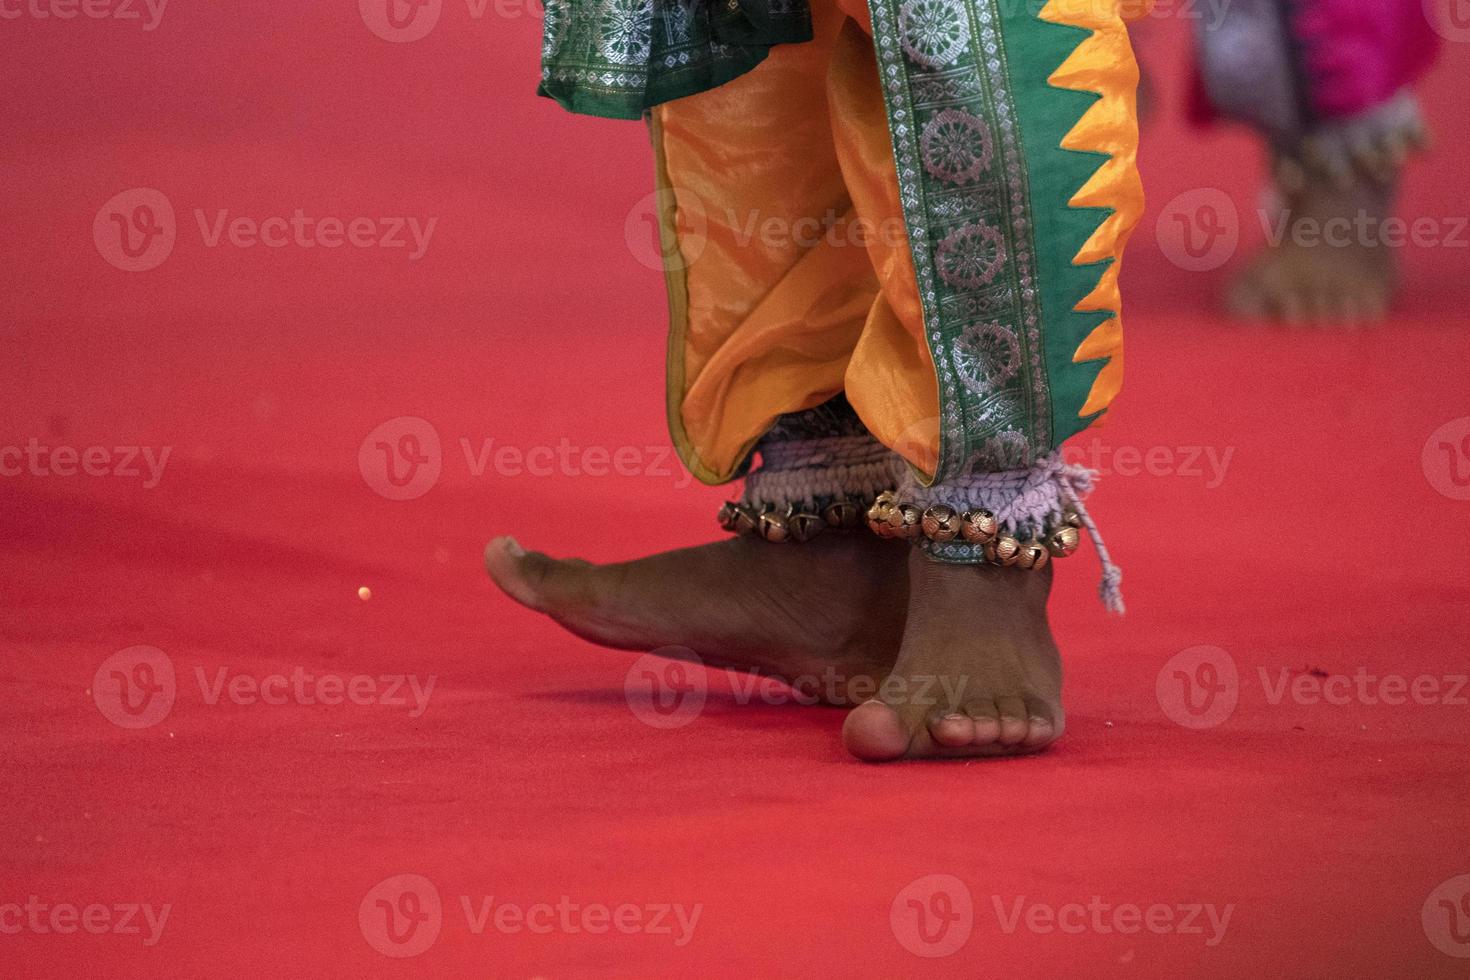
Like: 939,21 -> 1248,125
864,491 -> 1081,569
717,497 -> 867,544
716,489 -> 1083,567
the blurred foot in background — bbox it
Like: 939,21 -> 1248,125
1190,0 -> 1439,326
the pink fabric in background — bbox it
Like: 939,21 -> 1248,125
1292,0 -> 1442,119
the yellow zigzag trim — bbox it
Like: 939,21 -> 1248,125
1038,0 -> 1148,420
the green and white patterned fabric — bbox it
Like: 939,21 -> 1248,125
539,0 -> 814,119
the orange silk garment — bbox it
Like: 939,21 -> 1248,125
651,0 -> 938,485
651,0 -> 1145,484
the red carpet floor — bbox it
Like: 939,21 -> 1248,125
3,8 -> 1468,978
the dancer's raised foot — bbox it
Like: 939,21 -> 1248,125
485,532 -> 908,705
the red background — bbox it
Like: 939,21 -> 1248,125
3,3 -> 1469,977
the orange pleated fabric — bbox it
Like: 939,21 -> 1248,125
651,0 -> 936,484
651,0 -> 1144,484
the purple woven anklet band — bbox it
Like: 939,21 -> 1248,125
899,453 -> 1125,614
741,434 -> 905,510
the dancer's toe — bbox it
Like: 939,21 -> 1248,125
484,536 -> 592,614
929,712 -> 977,748
842,700 -> 911,762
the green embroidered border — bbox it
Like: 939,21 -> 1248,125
865,0 -> 1115,485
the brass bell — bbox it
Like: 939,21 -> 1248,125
1062,508 -> 1083,529
867,491 -> 898,538
717,501 -> 741,533
1047,525 -> 1080,558
987,535 -> 1021,566
823,499 -> 863,529
788,511 -> 825,543
960,508 -> 999,545
758,508 -> 791,543
1015,539 -> 1050,570
733,504 -> 760,537
887,503 -> 923,540
921,505 -> 961,543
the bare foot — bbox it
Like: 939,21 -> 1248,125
1227,177 -> 1397,327
485,533 -> 907,704
842,549 -> 1063,761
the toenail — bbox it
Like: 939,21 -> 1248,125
503,537 -> 525,557
944,714 -> 966,722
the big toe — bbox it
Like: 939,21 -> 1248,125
484,536 -> 588,613
842,700 -> 912,762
